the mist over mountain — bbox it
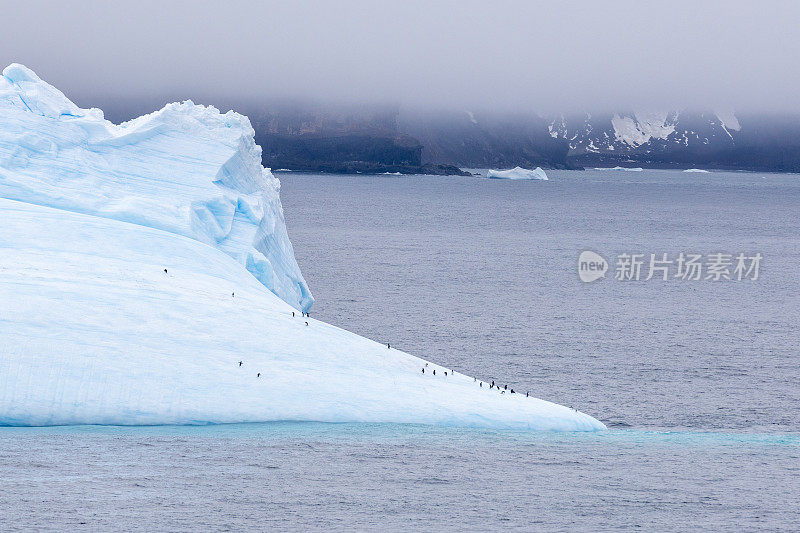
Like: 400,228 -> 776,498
99,99 -> 800,174
6,1 -> 800,115
4,1 -> 799,174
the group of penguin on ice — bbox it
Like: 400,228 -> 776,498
163,267 -> 530,399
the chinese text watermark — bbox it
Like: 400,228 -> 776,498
579,251 -> 761,282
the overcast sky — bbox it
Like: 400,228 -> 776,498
2,0 -> 799,114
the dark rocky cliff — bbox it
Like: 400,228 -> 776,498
245,103 -> 572,174
247,102 -> 469,175
399,110 -> 572,169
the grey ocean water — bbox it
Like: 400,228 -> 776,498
1,170 -> 798,531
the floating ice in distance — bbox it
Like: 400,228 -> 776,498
683,168 -> 710,173
487,166 -> 549,180
593,166 -> 644,172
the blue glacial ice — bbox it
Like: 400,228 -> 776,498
0,63 -> 311,312
0,64 -> 605,431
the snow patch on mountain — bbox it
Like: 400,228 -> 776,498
715,110 -> 741,140
611,111 -> 677,147
548,115 -> 566,139
715,110 -> 741,132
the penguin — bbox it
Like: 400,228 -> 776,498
433,369 -> 436,376
421,368 -> 425,374
238,361 -> 242,367
163,268 -> 168,274
257,373 -> 260,378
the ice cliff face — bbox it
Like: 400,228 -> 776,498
0,63 -> 312,311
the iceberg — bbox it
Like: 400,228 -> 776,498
487,166 -> 548,180
683,168 -> 710,173
0,64 -> 604,431
593,166 -> 644,172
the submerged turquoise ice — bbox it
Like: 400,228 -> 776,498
0,64 -> 604,431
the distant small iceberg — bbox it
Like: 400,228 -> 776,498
683,168 -> 710,173
487,166 -> 548,180
594,166 -> 643,172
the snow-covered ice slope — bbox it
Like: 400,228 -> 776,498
0,64 -> 604,430
0,198 -> 603,430
0,63 -> 311,312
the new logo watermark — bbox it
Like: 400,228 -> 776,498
578,251 -> 761,282
578,251 -> 608,282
